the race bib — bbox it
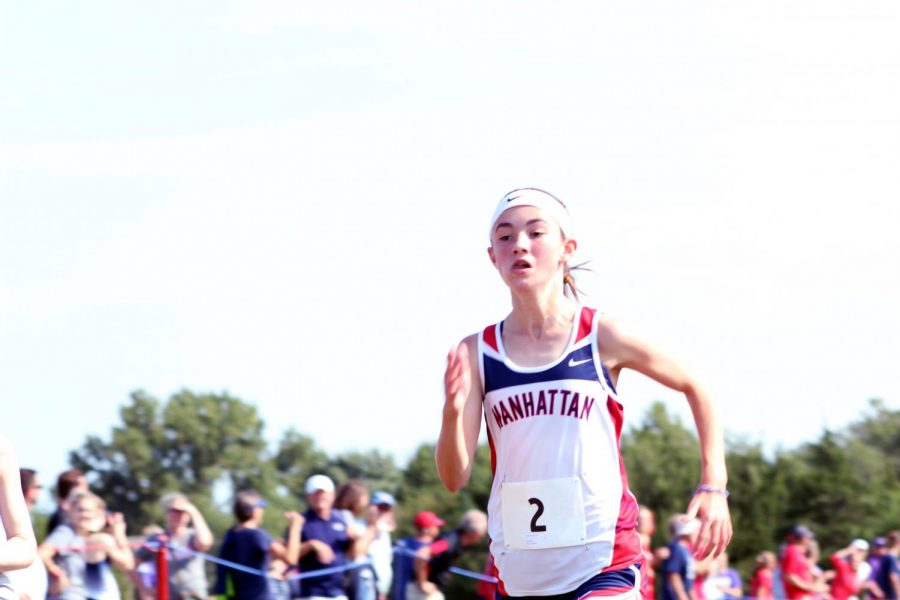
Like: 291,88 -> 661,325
500,477 -> 586,550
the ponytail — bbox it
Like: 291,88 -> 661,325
562,261 -> 592,300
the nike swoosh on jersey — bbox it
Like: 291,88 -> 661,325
568,357 -> 592,367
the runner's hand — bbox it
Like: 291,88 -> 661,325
685,489 -> 732,559
444,342 -> 471,415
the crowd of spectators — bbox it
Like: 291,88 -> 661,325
4,465 -> 897,600
4,467 -> 488,600
641,506 -> 899,600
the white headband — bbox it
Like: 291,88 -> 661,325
488,188 -> 573,242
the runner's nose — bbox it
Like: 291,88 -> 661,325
513,231 -> 528,253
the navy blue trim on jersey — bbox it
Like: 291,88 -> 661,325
483,345 -> 599,393
575,562 -> 638,595
600,363 -> 617,395
499,563 -> 640,599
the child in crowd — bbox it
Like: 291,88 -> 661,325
214,490 -> 303,600
39,491 -> 134,600
750,551 -> 776,600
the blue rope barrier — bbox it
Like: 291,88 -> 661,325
449,566 -> 498,584
289,560 -> 371,581
391,543 -> 498,583
166,541 -> 372,581
156,540 -> 498,585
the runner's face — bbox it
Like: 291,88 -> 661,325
488,205 -> 575,292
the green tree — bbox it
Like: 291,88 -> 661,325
397,443 -> 494,598
272,428 -> 330,499
621,401 -> 700,546
70,389 -> 271,530
326,449 -> 403,496
725,438 -> 789,574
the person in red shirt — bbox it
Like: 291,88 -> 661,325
829,539 -> 871,600
781,525 -> 827,600
639,506 -> 661,600
750,551 -> 776,600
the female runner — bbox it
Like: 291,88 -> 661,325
436,188 -> 732,599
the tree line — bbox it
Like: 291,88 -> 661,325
66,390 -> 900,594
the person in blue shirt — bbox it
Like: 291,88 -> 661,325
392,511 -> 444,600
876,531 -> 900,600
662,517 -> 700,600
215,490 -> 303,600
298,475 -> 354,600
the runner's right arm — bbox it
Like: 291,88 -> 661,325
436,336 -> 482,492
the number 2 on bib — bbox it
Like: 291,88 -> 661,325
500,478 -> 586,550
528,497 -> 547,532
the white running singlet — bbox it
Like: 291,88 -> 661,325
479,306 -> 642,597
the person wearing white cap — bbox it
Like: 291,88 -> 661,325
436,188 -> 732,599
661,516 -> 701,600
828,538 -> 881,600
298,474 -> 351,600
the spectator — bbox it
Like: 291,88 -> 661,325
298,474 -> 351,600
874,531 -> 899,600
0,437 -> 37,600
413,509 -> 488,600
639,506 -> 662,600
661,516 -> 700,600
830,539 -> 874,600
46,469 -> 89,537
870,538 -> 889,597
476,553 -> 499,600
267,556 -> 293,600
39,490 -> 134,600
134,492 -> 215,599
750,551 -> 776,600
213,490 -> 303,600
6,467 -> 48,600
853,539 -> 873,591
780,524 -> 826,600
367,491 -> 396,600
392,511 -> 444,600
334,480 -> 378,600
806,538 -> 828,597
19,469 -> 43,511
701,552 -> 741,600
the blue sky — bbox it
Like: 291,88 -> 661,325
2,1 -> 898,508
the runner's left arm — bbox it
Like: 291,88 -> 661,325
598,317 -> 732,559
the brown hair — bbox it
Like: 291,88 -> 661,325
887,530 -> 900,549
68,490 -> 105,512
20,468 -> 37,495
334,479 -> 369,515
56,469 -> 85,501
755,551 -> 776,569
233,490 -> 262,523
563,261 -> 592,300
